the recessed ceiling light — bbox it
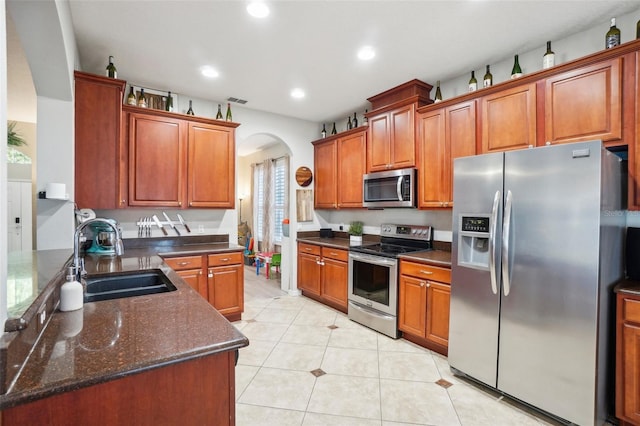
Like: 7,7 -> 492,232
357,46 -> 375,61
201,66 -> 219,78
247,1 -> 270,18
290,88 -> 305,99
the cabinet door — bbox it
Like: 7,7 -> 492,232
544,58 -> 621,145
176,269 -> 207,299
390,104 -> 416,169
425,281 -> 450,348
398,275 -> 427,338
128,113 -> 186,207
446,100 -> 477,205
297,253 -> 321,296
417,109 -> 447,208
621,322 -> 640,423
314,140 -> 338,208
481,83 -> 536,153
208,264 -> 243,317
367,113 -> 391,172
337,131 -> 366,208
188,122 -> 235,208
321,257 -> 348,309
74,72 -> 125,209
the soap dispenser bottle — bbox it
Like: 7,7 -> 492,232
60,267 -> 84,311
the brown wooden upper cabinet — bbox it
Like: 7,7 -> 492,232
417,100 -> 476,208
481,82 -> 537,153
367,102 -> 417,172
124,106 -> 238,209
544,58 -> 622,145
313,128 -> 366,209
74,71 -> 126,209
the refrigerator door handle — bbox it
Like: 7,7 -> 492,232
502,190 -> 513,296
488,190 -> 501,295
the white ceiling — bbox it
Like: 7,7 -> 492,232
8,1 -> 640,127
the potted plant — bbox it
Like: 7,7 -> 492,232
7,121 -> 27,147
348,221 -> 363,245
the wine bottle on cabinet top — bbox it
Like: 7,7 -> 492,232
511,55 -> 522,79
347,116 -> 352,130
363,110 -> 369,126
606,18 -> 621,48
137,88 -> 147,108
216,104 -> 223,119
637,18 -> 640,39
321,124 -> 327,138
106,56 -> 117,78
126,86 -> 136,105
186,100 -> 194,115
331,122 -> 337,135
483,65 -> 493,88
226,103 -> 232,121
468,71 -> 477,92
165,91 -> 173,112
543,41 -> 555,69
353,112 -> 358,128
434,81 -> 442,103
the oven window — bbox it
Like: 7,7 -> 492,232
351,259 -> 390,306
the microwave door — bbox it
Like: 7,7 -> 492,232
365,176 -> 402,201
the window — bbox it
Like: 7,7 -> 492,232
254,157 -> 288,247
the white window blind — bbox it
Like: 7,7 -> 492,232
254,157 -> 288,245
273,157 -> 286,243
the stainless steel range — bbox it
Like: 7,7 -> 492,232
348,224 -> 433,338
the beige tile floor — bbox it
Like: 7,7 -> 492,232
233,266 -> 560,426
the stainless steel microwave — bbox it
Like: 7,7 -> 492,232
362,168 -> 416,208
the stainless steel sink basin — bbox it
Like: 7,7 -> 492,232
84,269 -> 177,303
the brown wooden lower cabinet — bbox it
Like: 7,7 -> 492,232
616,292 -> 640,426
297,242 -> 348,312
163,252 -> 244,322
1,351 -> 237,425
398,260 -> 450,356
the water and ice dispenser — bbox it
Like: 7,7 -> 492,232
457,215 -> 491,270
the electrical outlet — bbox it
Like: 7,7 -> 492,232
37,304 -> 47,332
198,224 -> 205,234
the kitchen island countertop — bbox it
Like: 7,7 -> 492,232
0,242 -> 248,410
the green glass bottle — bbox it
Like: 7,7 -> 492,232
483,65 -> 493,88
126,86 -> 136,106
468,71 -> 477,92
331,122 -> 337,135
511,55 -> 522,79
434,81 -> 442,103
543,41 -> 555,69
216,104 -> 223,119
225,103 -> 232,121
347,116 -> 352,130
137,88 -> 147,108
606,18 -> 621,49
165,91 -> 173,112
353,112 -> 358,128
106,56 -> 117,78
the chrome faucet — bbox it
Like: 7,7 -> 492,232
73,218 -> 124,279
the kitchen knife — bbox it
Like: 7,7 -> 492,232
163,212 -> 181,236
177,213 -> 191,233
152,214 -> 168,236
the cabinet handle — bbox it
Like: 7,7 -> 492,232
221,258 -> 230,262
179,202 -> 182,206
420,282 -> 425,287
304,247 -> 313,252
178,261 -> 191,266
420,270 -> 433,275
208,271 -> 213,278
121,199 -> 126,205
329,252 -> 337,256
427,282 -> 431,288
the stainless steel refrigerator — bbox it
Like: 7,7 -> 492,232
449,140 -> 625,425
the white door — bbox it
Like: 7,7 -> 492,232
7,180 -> 33,252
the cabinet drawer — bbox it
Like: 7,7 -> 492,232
299,243 -> 321,256
208,252 -> 243,266
322,247 -> 348,262
623,297 -> 640,324
400,261 -> 451,283
164,255 -> 203,271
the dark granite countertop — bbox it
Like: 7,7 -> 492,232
0,238 -> 248,410
296,236 -> 353,250
398,250 -> 452,267
614,279 -> 640,296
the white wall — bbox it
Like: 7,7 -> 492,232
1,0 -> 9,325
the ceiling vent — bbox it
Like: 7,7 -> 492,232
227,97 -> 248,104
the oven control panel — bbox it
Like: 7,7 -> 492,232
381,224 -> 432,241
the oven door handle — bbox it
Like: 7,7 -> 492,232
348,301 -> 395,320
349,252 -> 397,267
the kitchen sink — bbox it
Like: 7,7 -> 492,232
84,269 -> 177,303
